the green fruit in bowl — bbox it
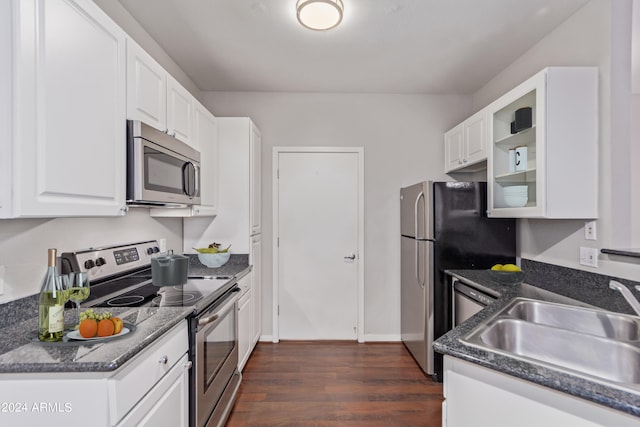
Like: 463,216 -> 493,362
194,243 -> 231,254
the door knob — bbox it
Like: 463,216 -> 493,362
344,254 -> 356,260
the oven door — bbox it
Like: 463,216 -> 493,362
195,289 -> 240,427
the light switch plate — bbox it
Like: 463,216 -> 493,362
580,247 -> 599,267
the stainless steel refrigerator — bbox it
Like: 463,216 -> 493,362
400,181 -> 516,380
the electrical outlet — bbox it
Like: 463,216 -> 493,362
159,238 -> 167,253
584,221 -> 597,240
579,247 -> 599,267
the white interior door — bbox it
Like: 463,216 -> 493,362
275,148 -> 362,340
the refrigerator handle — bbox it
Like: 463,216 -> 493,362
416,240 -> 425,289
414,191 -> 426,288
414,191 -> 425,239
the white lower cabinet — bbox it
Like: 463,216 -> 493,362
251,235 -> 262,345
237,272 -> 260,372
0,321 -> 189,427
443,356 -> 639,427
237,281 -> 253,372
116,353 -> 189,427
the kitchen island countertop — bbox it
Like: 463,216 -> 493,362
434,269 -> 640,417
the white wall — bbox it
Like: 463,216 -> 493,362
202,92 -> 471,340
0,210 -> 182,303
473,0 -> 640,279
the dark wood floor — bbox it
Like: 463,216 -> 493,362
226,341 -> 443,426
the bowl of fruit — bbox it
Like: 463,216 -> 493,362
488,264 -> 525,285
194,243 -> 231,268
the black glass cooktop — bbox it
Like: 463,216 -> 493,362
84,269 -> 235,312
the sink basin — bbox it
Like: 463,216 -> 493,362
461,297 -> 640,392
472,318 -> 640,384
506,299 -> 640,340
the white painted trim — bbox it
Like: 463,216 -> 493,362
272,146 -> 365,343
364,334 -> 402,342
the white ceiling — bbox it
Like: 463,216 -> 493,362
118,0 -> 591,94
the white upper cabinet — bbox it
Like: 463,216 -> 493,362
192,101 -> 218,215
126,40 -> 194,146
167,75 -> 194,145
250,122 -> 262,235
444,109 -> 488,173
2,0 -> 127,218
126,39 -> 167,131
487,67 -> 598,218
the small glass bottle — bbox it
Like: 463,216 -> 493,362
38,248 -> 64,342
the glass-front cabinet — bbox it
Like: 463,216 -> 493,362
487,67 -> 598,219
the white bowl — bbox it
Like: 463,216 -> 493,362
197,252 -> 231,268
503,185 -> 528,195
504,193 -> 528,207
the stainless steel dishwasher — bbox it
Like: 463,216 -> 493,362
451,277 -> 498,327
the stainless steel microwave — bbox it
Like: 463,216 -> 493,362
126,120 -> 201,206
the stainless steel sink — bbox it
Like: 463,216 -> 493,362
461,297 -> 640,392
506,299 -> 640,340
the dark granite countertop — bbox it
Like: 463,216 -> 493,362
0,305 -> 192,374
0,254 -> 251,374
434,265 -> 640,417
187,253 -> 250,278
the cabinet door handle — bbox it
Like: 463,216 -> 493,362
344,254 -> 356,260
183,360 -> 193,370
159,355 -> 168,365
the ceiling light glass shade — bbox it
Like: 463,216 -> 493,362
296,0 -> 344,31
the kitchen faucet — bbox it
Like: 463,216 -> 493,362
609,280 -> 640,316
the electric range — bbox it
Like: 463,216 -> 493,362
60,240 -> 242,427
60,240 -> 235,311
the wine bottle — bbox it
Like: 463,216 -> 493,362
38,248 -> 64,342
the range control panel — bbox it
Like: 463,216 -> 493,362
61,241 -> 160,282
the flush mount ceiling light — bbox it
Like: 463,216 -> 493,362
296,0 -> 344,31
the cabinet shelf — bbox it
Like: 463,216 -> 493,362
495,169 -> 537,183
494,125 -> 536,146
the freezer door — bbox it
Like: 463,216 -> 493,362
400,236 -> 434,375
400,182 -> 432,239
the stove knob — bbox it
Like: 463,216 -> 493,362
84,259 -> 96,269
147,247 -> 154,255
153,247 -> 160,253
95,257 -> 106,267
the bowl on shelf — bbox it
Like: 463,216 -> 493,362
197,252 -> 231,268
503,185 -> 528,208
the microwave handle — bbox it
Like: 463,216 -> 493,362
182,162 -> 197,197
194,164 -> 200,199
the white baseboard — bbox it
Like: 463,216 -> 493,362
363,334 -> 401,342
257,334 -> 401,343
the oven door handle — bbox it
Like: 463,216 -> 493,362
197,288 -> 240,328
